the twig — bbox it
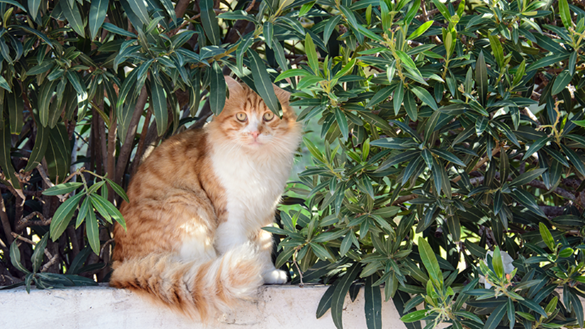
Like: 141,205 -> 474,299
0,196 -> 13,245
175,9 -> 227,32
36,164 -> 55,189
174,0 -> 192,19
40,254 -> 59,273
528,180 -> 575,200
107,100 -> 117,203
130,109 -> 152,176
99,239 -> 115,259
245,0 -> 256,12
392,194 -> 418,205
15,211 -> 52,231
115,86 -> 148,187
0,174 -> 25,200
293,251 -> 304,287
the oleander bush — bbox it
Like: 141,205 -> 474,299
0,0 -> 584,328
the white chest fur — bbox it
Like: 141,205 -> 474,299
210,143 -> 294,236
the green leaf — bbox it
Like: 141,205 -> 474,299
488,35 -> 504,69
75,196 -> 90,228
522,137 -> 550,160
408,21 -> 434,40
28,0 -> 41,19
570,292 -> 584,327
45,124 -> 71,183
366,86 -> 394,108
323,16 -> 342,45
263,21 -> 273,49
90,194 -> 126,230
31,233 -> 49,273
7,86 -> 24,135
86,202 -> 100,255
10,240 -> 30,274
560,144 -> 585,177
511,189 -> 545,217
105,179 -> 129,203
484,303 -> 507,329
364,274 -> 382,329
401,310 -> 428,323
492,247 -> 504,279
393,83 -> 404,115
50,192 -> 86,241
509,168 -> 547,187
431,149 -> 465,166
518,299 -> 548,318
305,33 -> 320,75
247,49 -> 281,115
476,51 -> 488,106
102,22 -> 136,38
217,10 -> 255,22
23,119 -> 48,172
61,0 -> 85,37
395,50 -> 417,69
0,0 -> 26,12
410,86 -> 438,111
403,90 -> 417,121
512,60 -> 526,87
446,215 -> 461,242
89,0 -> 108,40
0,122 -> 20,188
331,263 -> 361,329
149,79 -> 168,136
431,0 -> 451,20
558,0 -> 573,30
209,62 -> 226,115
417,237 -> 443,289
43,182 -> 83,196
424,110 -> 441,144
551,71 -> 572,95
539,223 -> 555,251
335,108 -> 349,140
310,243 -> 332,260
200,0 -> 221,44
317,282 -> 337,318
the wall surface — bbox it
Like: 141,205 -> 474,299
0,284 -> 409,329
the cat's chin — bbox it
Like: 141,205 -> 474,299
243,141 -> 266,149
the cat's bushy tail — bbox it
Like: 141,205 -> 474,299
109,245 -> 263,320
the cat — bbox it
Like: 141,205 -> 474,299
109,76 -> 301,320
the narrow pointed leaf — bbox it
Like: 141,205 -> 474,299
247,49 -> 281,115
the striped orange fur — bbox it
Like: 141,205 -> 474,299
109,76 -> 301,321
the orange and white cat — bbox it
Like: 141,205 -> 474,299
110,76 -> 301,320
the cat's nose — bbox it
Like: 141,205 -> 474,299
250,131 -> 260,139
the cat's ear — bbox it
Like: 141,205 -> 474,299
225,76 -> 245,97
273,84 -> 290,104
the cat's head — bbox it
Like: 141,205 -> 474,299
208,76 -> 300,151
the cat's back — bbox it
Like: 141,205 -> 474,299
126,128 -> 210,200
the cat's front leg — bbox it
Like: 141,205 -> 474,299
256,229 -> 288,285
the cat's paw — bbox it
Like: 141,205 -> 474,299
262,269 -> 288,284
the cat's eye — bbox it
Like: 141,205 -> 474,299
263,112 -> 275,122
236,113 -> 247,122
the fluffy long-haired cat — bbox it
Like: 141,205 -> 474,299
109,76 -> 301,320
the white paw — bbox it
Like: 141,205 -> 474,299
262,269 -> 288,284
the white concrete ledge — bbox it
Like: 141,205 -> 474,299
0,284 -> 408,329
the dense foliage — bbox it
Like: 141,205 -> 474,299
0,0 -> 584,328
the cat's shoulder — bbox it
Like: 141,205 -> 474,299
154,128 -> 208,155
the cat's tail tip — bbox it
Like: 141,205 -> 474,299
216,244 -> 264,302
